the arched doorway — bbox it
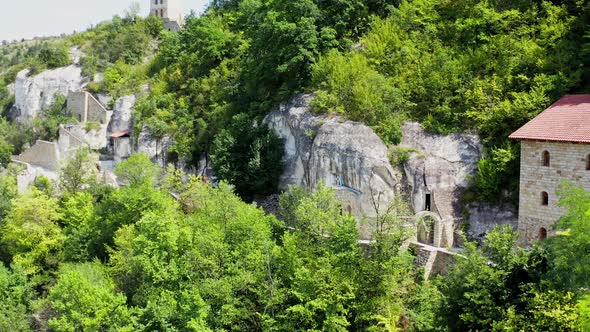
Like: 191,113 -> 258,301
416,212 -> 440,246
539,227 -> 547,240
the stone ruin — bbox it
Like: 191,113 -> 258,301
12,91 -> 118,192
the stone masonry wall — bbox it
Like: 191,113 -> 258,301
67,91 -> 87,122
86,93 -> 111,124
13,140 -> 61,171
518,140 -> 590,243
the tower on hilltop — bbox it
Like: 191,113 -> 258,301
150,0 -> 184,32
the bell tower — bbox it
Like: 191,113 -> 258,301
149,0 -> 184,31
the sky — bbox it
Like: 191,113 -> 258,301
0,0 -> 210,42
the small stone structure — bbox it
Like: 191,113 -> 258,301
67,91 -> 112,125
510,95 -> 590,244
410,242 -> 460,279
150,0 -> 185,32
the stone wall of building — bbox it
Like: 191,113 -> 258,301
58,126 -> 87,157
150,0 -> 184,27
13,140 -> 61,171
518,140 -> 590,243
67,91 -> 87,122
86,93 -> 111,124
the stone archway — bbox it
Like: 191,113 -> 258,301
415,211 -> 441,246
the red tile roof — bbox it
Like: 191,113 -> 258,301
111,130 -> 130,138
509,95 -> 590,143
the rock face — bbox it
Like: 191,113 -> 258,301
401,122 -> 483,221
109,95 -> 135,133
264,94 -> 399,238
400,123 -> 483,247
14,66 -> 84,122
136,125 -> 172,164
265,95 -> 486,242
466,203 -> 518,242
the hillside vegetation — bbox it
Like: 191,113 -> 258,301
0,153 -> 588,330
0,0 -> 589,330
1,0 -> 589,201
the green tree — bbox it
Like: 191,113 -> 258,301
0,189 -> 63,283
60,192 -> 98,262
37,43 -> 70,69
545,182 -> 590,291
114,153 -> 160,187
0,138 -> 14,168
47,262 -> 135,331
59,148 -> 97,195
437,226 -> 581,331
211,113 -> 284,200
0,264 -> 32,332
0,174 -> 17,219
109,179 -> 276,330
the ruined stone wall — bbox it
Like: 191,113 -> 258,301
13,140 -> 61,171
410,242 -> 460,279
86,93 -> 111,124
58,126 -> 87,157
518,140 -> 590,243
67,91 -> 87,122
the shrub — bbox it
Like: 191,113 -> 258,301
83,121 -> 101,132
37,43 -> 69,69
389,146 -> 419,167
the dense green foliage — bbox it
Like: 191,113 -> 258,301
0,0 -> 589,330
210,114 -> 284,200
0,155 -> 589,330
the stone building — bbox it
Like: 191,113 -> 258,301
510,95 -> 590,243
150,0 -> 185,32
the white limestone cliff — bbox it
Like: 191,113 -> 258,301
264,94 -> 485,241
110,95 -> 135,133
14,65 -> 84,122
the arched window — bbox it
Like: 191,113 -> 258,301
541,191 -> 549,206
539,227 -> 547,240
586,154 -> 590,171
542,150 -> 550,167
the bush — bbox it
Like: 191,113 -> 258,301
311,50 -> 409,144
47,262 -> 135,331
0,264 -> 33,332
389,146 -> 419,167
80,55 -> 99,78
37,43 -> 69,69
83,121 -> 101,132
469,145 -> 518,202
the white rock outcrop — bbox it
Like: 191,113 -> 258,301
265,95 -> 485,241
137,125 -> 171,164
14,66 -> 84,122
264,94 -> 400,238
109,95 -> 135,133
401,122 -> 483,221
